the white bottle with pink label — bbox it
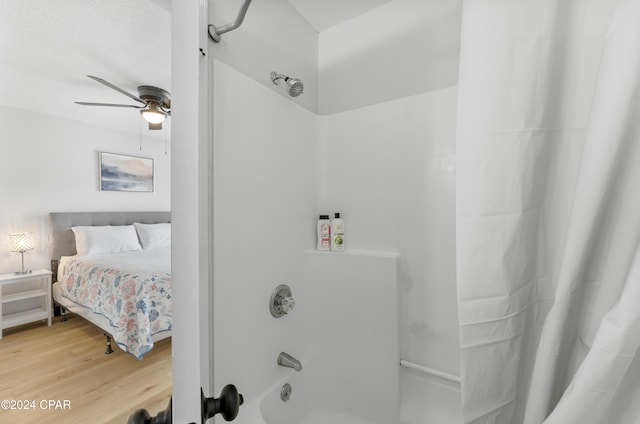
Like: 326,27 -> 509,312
316,215 -> 331,251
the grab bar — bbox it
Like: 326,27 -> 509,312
399,359 -> 461,385
208,0 -> 253,43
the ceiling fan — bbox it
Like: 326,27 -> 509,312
75,75 -> 171,130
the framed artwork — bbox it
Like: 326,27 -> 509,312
99,152 -> 154,192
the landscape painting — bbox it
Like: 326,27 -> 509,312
100,152 -> 154,192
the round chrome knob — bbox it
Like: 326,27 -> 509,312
280,296 -> 296,314
270,284 -> 295,318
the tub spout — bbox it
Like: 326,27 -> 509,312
278,352 -> 303,372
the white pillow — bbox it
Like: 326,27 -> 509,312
71,225 -> 142,256
133,222 -> 171,249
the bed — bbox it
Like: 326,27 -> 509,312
49,212 -> 172,359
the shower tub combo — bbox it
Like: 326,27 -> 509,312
232,249 -> 463,423
234,250 -> 399,424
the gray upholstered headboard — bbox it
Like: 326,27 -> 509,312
49,211 -> 171,261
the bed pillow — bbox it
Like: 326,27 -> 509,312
71,225 -> 142,256
133,222 -> 171,249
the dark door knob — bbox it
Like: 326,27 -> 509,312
202,384 -> 244,422
126,384 -> 243,424
128,397 -> 172,424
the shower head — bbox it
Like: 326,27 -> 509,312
270,72 -> 304,97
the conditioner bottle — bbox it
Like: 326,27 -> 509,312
331,212 -> 345,252
317,215 -> 331,251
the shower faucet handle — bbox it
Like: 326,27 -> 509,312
270,284 -> 296,318
280,296 -> 296,314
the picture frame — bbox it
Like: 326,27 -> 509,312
99,151 -> 154,192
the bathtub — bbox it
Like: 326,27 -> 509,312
236,365 -> 464,424
235,352 -> 398,424
226,250 -> 463,423
250,363 -> 390,424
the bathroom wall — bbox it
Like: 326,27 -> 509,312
208,64 -> 462,423
211,60 -> 318,400
318,87 -> 458,368
318,0 -> 462,114
318,88 -> 461,423
208,0 -> 318,113
208,0 -> 463,421
317,1 -> 463,422
207,0 -> 319,401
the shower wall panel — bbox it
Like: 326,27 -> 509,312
209,0 -> 318,113
318,86 -> 461,421
212,60 -> 318,400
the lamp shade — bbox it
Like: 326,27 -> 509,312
8,232 -> 34,252
140,104 -> 167,124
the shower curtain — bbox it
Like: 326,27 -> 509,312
456,0 -> 640,423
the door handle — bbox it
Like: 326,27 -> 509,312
127,384 -> 244,424
202,384 -> 244,422
127,397 -> 172,424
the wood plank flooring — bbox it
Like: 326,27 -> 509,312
0,316 -> 172,424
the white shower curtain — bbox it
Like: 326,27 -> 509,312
456,0 -> 640,423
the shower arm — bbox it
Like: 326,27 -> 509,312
208,0 -> 253,43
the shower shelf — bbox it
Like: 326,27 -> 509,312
304,248 -> 399,259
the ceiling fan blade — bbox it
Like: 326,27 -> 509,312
148,122 -> 163,130
86,75 -> 146,105
75,101 -> 143,108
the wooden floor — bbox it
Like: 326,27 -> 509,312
0,315 -> 172,424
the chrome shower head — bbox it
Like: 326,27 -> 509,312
286,78 -> 304,97
270,71 -> 304,97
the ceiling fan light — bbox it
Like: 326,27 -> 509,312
140,104 -> 167,124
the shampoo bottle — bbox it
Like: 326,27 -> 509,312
317,215 -> 331,251
331,212 -> 345,252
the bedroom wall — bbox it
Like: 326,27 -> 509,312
0,105 -> 171,275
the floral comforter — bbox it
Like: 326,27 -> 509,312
58,246 -> 172,359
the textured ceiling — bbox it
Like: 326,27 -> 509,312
0,0 -> 171,137
288,0 -> 392,31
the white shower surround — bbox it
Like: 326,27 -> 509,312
235,250 -> 399,424
212,51 -> 460,421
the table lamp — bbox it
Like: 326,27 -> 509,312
8,232 -> 34,275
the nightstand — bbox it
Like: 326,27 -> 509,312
0,269 -> 52,339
